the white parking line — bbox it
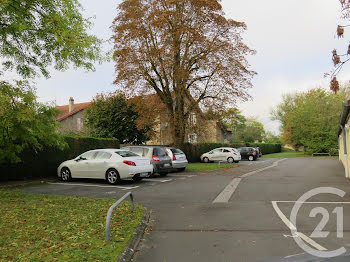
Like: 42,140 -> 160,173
212,159 -> 287,203
271,201 -> 327,251
241,158 -> 287,178
213,178 -> 242,203
168,174 -> 197,178
48,182 -> 139,190
274,201 -> 350,204
142,178 -> 173,183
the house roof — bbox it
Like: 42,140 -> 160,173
217,121 -> 232,134
56,102 -> 92,121
337,100 -> 350,137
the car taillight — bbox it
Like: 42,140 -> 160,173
152,155 -> 160,162
253,151 -> 257,154
173,154 -> 176,161
123,160 -> 136,166
233,152 -> 237,155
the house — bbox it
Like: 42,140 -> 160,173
56,97 -> 91,135
55,94 -> 232,143
338,100 -> 350,178
134,94 -> 232,145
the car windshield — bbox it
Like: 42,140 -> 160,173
115,151 -> 139,157
170,148 -> 184,155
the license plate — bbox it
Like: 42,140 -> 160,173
140,172 -> 149,177
164,163 -> 170,167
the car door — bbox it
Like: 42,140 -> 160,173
238,148 -> 247,159
70,151 -> 97,178
222,149 -> 232,161
211,149 -> 223,161
88,151 -> 112,179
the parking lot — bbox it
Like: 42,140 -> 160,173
21,157 -> 346,262
20,159 -> 276,201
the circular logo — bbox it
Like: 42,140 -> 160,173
289,187 -> 347,258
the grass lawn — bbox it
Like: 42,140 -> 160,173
262,151 -> 312,158
186,162 -> 238,172
0,190 -> 144,262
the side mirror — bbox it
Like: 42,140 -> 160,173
75,156 -> 86,162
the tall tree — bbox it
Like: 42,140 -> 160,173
0,81 -> 66,163
271,88 -> 346,153
0,0 -> 103,163
85,92 -> 152,144
112,0 -> 256,148
0,0 -> 102,79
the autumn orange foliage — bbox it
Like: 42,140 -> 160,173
112,0 -> 256,148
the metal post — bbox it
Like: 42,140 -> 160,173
105,192 -> 134,241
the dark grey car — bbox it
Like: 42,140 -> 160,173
121,146 -> 172,176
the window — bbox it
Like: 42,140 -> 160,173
213,149 -> 222,153
79,151 -> 96,160
171,148 -> 184,155
115,151 -> 139,157
95,152 -> 112,160
188,133 -> 198,143
143,148 -> 149,156
223,149 -> 230,153
77,118 -> 83,131
130,147 -> 144,156
153,147 -> 167,157
189,113 -> 197,126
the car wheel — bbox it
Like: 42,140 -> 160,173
248,156 -> 254,161
60,167 -> 71,182
203,157 -> 209,163
106,169 -> 121,184
177,167 -> 186,172
132,176 -> 143,182
159,172 -> 168,177
227,157 -> 234,163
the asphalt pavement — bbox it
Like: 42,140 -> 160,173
19,157 -> 350,262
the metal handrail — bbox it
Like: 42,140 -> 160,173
105,192 -> 134,241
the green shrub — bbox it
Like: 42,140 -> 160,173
0,135 -> 119,181
183,142 -> 282,162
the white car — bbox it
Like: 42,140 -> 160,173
200,147 -> 241,163
57,149 -> 153,184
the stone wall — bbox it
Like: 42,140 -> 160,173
57,110 -> 88,135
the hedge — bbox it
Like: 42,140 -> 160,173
0,136 -> 120,181
183,142 -> 282,163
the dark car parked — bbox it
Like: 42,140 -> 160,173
237,147 -> 258,161
255,147 -> 262,157
121,146 -> 172,176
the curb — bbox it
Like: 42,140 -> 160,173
116,210 -> 150,262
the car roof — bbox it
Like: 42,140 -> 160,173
85,149 -> 126,153
122,145 -> 163,148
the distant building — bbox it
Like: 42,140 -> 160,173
56,97 -> 91,135
133,94 -> 232,145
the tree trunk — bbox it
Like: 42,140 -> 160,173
169,100 -> 186,150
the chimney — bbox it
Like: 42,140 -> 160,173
69,97 -> 74,112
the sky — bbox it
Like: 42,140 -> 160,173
35,0 -> 350,134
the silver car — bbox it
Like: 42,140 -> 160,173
165,147 -> 188,172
